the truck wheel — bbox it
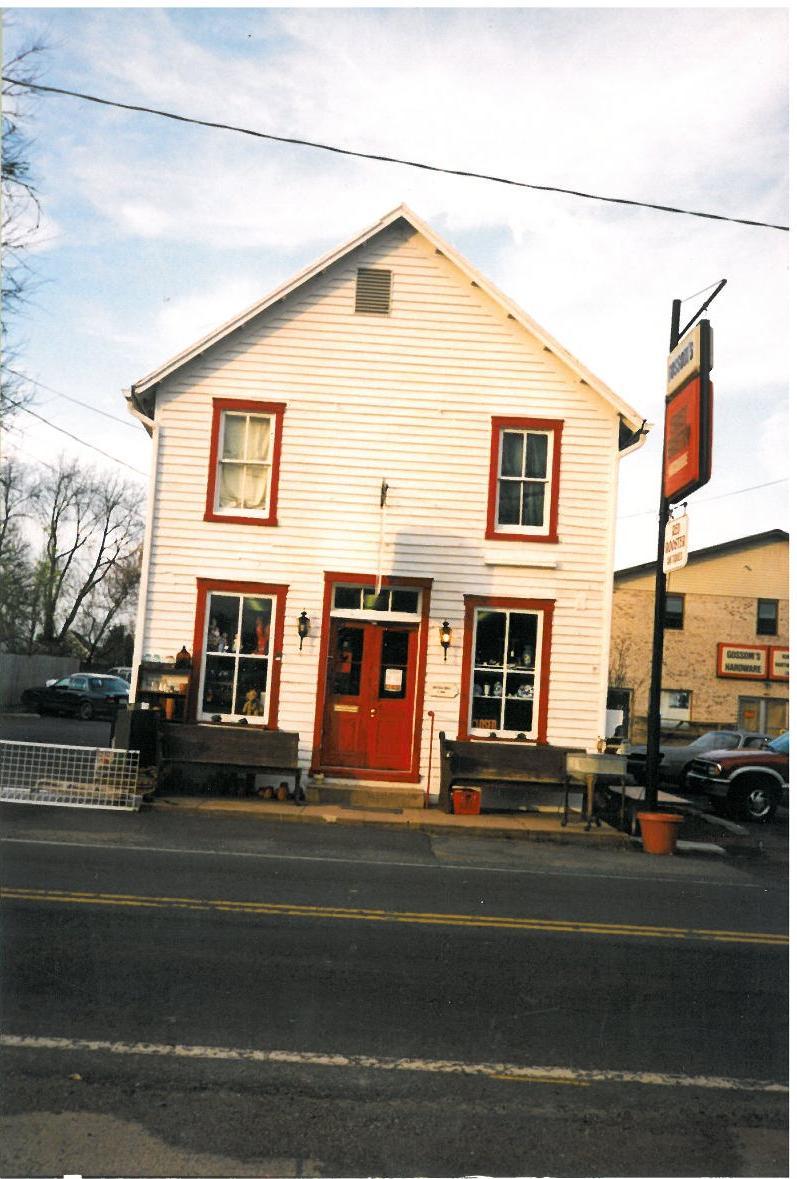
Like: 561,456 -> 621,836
729,778 -> 779,823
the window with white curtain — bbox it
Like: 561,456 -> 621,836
216,410 -> 274,514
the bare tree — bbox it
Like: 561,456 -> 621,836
1,38 -> 48,425
75,544 -> 143,662
32,458 -> 144,652
0,458 -> 39,650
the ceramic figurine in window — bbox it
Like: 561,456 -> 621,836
255,617 -> 269,655
242,689 -> 262,716
522,645 -> 533,667
175,645 -> 191,668
207,618 -> 222,650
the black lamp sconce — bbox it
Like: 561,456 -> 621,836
297,611 -> 310,650
439,620 -> 452,660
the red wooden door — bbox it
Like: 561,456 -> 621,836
322,621 -> 417,772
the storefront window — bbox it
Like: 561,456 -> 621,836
332,585 -> 420,615
469,608 -> 540,736
200,592 -> 274,720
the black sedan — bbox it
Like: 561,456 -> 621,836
625,729 -> 770,788
22,673 -> 129,720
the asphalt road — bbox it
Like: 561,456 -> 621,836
0,804 -> 788,1177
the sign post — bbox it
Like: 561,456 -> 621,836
644,283 -> 724,811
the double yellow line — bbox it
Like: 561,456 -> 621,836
0,886 -> 787,946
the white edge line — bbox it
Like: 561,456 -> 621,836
0,837 -> 781,891
0,1034 -> 787,1095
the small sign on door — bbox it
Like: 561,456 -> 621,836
383,667 -> 404,693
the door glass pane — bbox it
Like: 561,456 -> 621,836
240,597 -> 272,655
362,589 -> 389,611
521,482 -> 545,527
524,433 -> 548,478
379,631 -> 409,698
207,595 -> 238,653
333,627 -> 364,695
334,586 -> 362,609
390,589 -> 419,613
234,657 -> 268,717
498,480 -> 521,525
500,432 -> 523,476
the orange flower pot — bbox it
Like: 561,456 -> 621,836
637,811 -> 683,855
451,787 -> 481,815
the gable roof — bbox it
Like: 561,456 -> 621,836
615,529 -> 789,580
129,203 -> 644,433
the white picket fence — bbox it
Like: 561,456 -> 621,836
0,740 -> 141,810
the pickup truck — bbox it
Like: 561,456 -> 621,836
684,731 -> 789,823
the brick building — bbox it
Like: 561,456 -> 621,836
610,529 -> 789,742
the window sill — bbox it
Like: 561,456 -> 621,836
204,511 -> 278,527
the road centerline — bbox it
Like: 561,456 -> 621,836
0,886 -> 787,946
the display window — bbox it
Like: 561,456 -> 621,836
458,595 -> 554,741
204,399 -> 285,526
485,417 -> 562,543
192,579 -> 287,725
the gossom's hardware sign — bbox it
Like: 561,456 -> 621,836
716,643 -> 768,679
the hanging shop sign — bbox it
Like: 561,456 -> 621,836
664,320 -> 713,504
663,513 -> 688,573
768,647 -> 789,682
716,643 -> 768,680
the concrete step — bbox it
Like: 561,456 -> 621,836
305,780 -> 427,809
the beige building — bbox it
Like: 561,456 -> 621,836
610,529 -> 789,742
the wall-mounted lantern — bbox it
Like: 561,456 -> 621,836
297,611 -> 310,650
439,620 -> 452,660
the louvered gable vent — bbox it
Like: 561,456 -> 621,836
355,267 -> 392,315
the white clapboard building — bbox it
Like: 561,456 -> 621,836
128,205 -> 646,802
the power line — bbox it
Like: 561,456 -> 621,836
5,367 -> 140,431
618,477 -> 788,519
3,76 -> 788,233
1,397 -> 147,477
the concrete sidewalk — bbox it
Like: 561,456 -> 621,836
150,794 -> 629,846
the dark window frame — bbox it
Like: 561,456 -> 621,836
663,592 -> 684,630
756,598 -> 778,636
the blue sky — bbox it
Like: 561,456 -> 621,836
2,6 -> 789,568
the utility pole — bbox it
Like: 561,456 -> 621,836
644,282 -> 726,811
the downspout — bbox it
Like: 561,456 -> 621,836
127,386 -> 159,701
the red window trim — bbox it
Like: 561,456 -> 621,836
203,398 -> 286,527
457,594 -> 555,742
310,571 -> 433,782
485,416 -> 563,544
189,577 -> 288,728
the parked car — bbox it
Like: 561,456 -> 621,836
625,729 -> 770,788
108,666 -> 133,683
685,731 -> 789,823
21,673 -> 130,720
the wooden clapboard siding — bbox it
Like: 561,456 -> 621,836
137,219 -> 628,789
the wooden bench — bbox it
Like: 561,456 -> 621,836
438,732 -> 583,813
161,724 -> 302,800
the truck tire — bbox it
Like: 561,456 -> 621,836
729,776 -> 780,823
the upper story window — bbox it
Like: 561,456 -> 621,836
355,268 -> 392,315
664,592 -> 684,629
756,598 -> 778,636
485,417 -> 563,543
204,399 -> 285,527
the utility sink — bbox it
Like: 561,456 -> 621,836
566,752 -> 628,780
